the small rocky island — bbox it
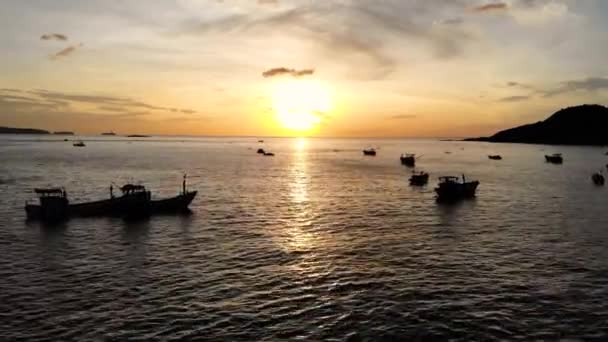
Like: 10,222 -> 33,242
466,104 -> 608,145
0,126 -> 50,134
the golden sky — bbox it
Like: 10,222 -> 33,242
1,0 -> 608,137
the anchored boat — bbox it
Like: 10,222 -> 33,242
409,171 -> 429,186
592,172 -> 605,186
488,155 -> 502,160
363,148 -> 376,156
400,153 -> 416,166
25,176 -> 197,222
435,175 -> 479,201
545,153 -> 563,164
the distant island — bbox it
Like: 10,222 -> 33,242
466,104 -> 608,145
53,131 -> 75,135
0,126 -> 49,134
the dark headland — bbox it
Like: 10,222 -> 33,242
466,104 -> 608,145
0,126 -> 50,134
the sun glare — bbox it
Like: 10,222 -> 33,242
271,80 -> 331,132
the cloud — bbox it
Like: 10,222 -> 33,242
388,114 -> 417,119
542,77 -> 608,97
49,43 -> 83,60
473,2 -> 508,12
506,81 -> 535,90
499,95 -> 530,102
178,1 -> 478,79
1,88 -> 198,117
41,33 -> 68,41
262,67 -> 314,78
258,0 -> 278,4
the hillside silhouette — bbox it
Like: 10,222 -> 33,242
0,126 -> 49,134
467,104 -> 608,145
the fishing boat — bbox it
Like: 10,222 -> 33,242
488,155 -> 502,160
25,176 -> 197,221
257,148 -> 265,154
545,153 -> 563,164
73,141 -> 85,147
592,172 -> 605,186
435,175 -> 479,201
409,171 -> 429,186
363,148 -> 376,156
400,153 -> 416,166
263,152 -> 275,156
101,132 -> 116,136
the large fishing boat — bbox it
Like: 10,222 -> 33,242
25,176 -> 196,221
435,175 -> 479,201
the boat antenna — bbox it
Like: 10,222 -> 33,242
183,173 -> 187,194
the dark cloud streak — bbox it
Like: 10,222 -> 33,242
262,67 -> 314,78
49,43 -> 83,60
41,33 -> 68,41
473,2 -> 508,12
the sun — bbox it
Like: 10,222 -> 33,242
271,79 -> 331,132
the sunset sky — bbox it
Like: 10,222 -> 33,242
1,0 -> 608,137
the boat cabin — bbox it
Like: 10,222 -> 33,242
27,188 -> 69,221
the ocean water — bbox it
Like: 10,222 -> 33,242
1,136 -> 608,340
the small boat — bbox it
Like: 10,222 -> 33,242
545,153 -> 563,164
488,155 -> 502,160
435,175 -> 479,201
101,132 -> 116,136
409,171 -> 429,186
25,176 -> 197,222
363,148 -> 376,156
257,148 -> 265,154
258,139 -> 264,143
592,172 -> 605,186
73,141 -> 85,147
263,152 -> 275,156
400,153 -> 416,167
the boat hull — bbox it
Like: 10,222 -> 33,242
400,157 -> 415,166
25,191 -> 197,221
435,181 -> 479,201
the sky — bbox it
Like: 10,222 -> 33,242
1,0 -> 608,137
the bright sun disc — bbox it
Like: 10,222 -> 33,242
271,80 -> 330,132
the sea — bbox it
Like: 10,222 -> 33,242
1,135 -> 608,341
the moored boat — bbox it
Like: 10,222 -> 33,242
263,152 -> 275,156
488,155 -> 502,160
363,148 -> 376,156
592,172 -> 605,186
409,171 -> 429,186
400,153 -> 416,166
435,175 -> 479,201
25,177 -> 196,221
257,148 -> 265,154
545,153 -> 563,164
73,141 -> 85,147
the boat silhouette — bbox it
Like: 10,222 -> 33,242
545,153 -> 563,164
363,148 -> 376,156
435,175 -> 479,201
25,176 -> 196,222
400,153 -> 416,166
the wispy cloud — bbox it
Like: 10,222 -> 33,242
473,2 -> 508,12
499,95 -> 530,102
1,88 -> 197,116
262,67 -> 314,78
542,77 -> 608,97
49,43 -> 83,60
41,33 -> 68,41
